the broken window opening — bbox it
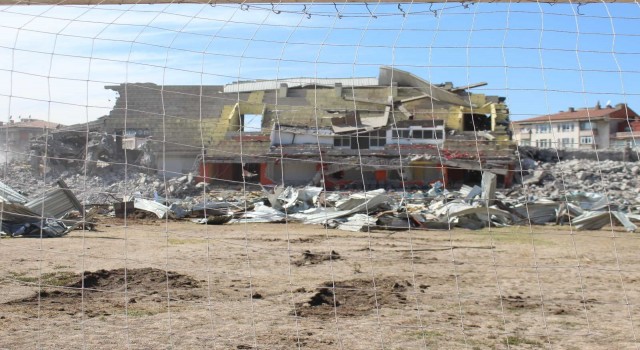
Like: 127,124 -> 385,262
333,136 -> 351,148
447,168 -> 483,188
241,114 -> 263,133
369,130 -> 386,148
463,113 -> 491,132
391,129 -> 411,139
351,134 -> 370,150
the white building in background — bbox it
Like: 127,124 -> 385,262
512,103 -> 640,149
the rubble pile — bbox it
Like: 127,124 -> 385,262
228,169 -> 638,232
30,131 -> 120,175
0,160 -> 210,205
0,156 -> 638,236
512,159 -> 640,210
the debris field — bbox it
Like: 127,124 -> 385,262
1,155 -> 639,238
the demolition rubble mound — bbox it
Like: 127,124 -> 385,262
2,268 -> 203,318
516,158 -> 640,204
2,160 -> 208,206
295,277 -> 411,318
293,250 -> 341,267
2,155 -> 639,235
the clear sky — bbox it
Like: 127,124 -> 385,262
1,2 -> 639,126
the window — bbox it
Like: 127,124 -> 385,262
561,138 -> 574,148
580,136 -> 593,144
391,129 -> 411,139
421,130 -> 435,139
557,123 -> 574,132
521,140 -> 530,146
333,136 -> 350,148
369,130 -> 386,147
579,121 -> 593,131
411,130 -> 433,139
411,130 -> 422,139
536,124 -> 550,133
241,114 -> 263,132
537,139 -> 551,148
124,129 -> 150,137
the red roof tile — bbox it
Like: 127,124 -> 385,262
513,104 -> 639,124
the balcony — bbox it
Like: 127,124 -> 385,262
615,131 -> 640,139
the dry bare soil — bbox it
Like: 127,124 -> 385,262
0,219 -> 638,349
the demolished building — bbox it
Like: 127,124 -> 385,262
1,118 -> 62,162
198,66 -> 515,190
30,66 -> 516,191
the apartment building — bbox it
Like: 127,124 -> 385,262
512,103 -> 639,149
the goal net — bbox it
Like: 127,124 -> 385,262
0,1 -> 639,348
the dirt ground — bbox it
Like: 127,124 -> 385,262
0,218 -> 638,349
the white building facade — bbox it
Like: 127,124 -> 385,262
513,104 -> 638,150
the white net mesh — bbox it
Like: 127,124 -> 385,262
1,1 -> 639,348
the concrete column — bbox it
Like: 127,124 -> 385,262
278,83 -> 288,98
334,83 -> 343,97
260,163 -> 276,185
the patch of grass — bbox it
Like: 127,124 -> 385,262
42,272 -> 77,286
417,330 -> 441,339
503,335 -> 543,347
8,271 -> 77,286
8,272 -> 38,284
53,264 -> 72,270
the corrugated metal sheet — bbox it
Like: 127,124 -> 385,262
25,189 -> 77,219
224,77 -> 378,93
25,180 -> 83,219
0,181 -> 28,204
133,198 -> 169,219
0,202 -> 41,223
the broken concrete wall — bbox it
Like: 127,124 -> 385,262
262,86 -> 454,130
103,84 -> 252,174
225,101 -> 266,134
271,160 -> 318,186
518,146 -> 639,163
408,161 -> 444,184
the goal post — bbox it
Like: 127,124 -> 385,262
1,1 -> 639,348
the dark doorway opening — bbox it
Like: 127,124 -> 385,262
351,135 -> 370,150
463,113 -> 491,132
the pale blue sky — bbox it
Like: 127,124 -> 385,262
1,2 -> 639,125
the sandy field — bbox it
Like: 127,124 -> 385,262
0,218 -> 638,349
